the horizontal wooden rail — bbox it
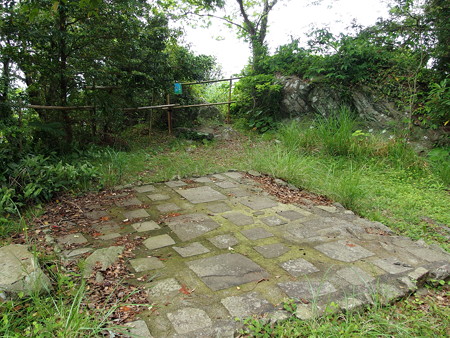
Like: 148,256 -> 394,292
170,101 -> 236,109
123,104 -> 177,111
181,77 -> 244,86
26,105 -> 95,110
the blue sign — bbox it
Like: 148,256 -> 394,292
174,83 -> 182,95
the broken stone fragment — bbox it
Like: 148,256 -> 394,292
0,244 -> 52,299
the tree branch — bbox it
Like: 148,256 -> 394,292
185,11 -> 247,32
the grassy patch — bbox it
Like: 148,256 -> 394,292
240,287 -> 450,337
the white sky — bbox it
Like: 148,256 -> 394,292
182,0 -> 391,77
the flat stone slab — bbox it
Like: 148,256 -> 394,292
222,212 -> 254,226
221,292 -> 274,318
62,247 -> 93,258
166,180 -> 187,188
132,221 -> 160,232
57,233 -> 88,246
208,234 -> 239,249
98,233 -> 121,241
280,258 -> 320,277
187,253 -> 270,291
123,320 -> 153,338
166,213 -> 221,241
84,210 -> 109,220
156,203 -> 180,213
206,202 -> 231,213
130,257 -> 164,272
134,184 -> 156,193
240,227 -> 274,240
144,235 -> 176,250
240,196 -> 278,210
94,222 -> 121,234
124,209 -> 150,220
193,177 -> 212,183
254,243 -> 289,258
83,246 -> 124,277
336,266 -> 375,286
167,308 -> 212,335
147,194 -> 170,201
115,197 -> 142,207
261,216 -> 287,227
173,242 -> 210,257
147,278 -> 181,298
176,186 -> 227,204
215,181 -> 239,189
277,210 -> 305,221
278,281 -> 337,300
315,240 -> 375,262
371,257 -> 413,274
224,172 -> 243,180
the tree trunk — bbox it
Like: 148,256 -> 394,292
0,56 -> 11,119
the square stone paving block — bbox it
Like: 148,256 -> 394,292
315,240 -> 375,263
221,292 -> 274,318
167,308 -> 212,335
124,209 -> 150,220
147,278 -> 181,298
156,203 -> 181,213
98,233 -> 121,241
224,172 -> 243,180
62,247 -> 93,258
280,258 -> 319,277
124,320 -> 153,338
212,174 -> 227,180
193,177 -> 212,183
187,253 -> 270,291
173,242 -> 210,257
261,216 -> 287,227
240,227 -> 274,241
254,243 -> 289,258
132,221 -> 160,232
215,181 -> 238,189
94,221 -> 121,235
134,184 -> 156,193
206,202 -> 231,213
165,180 -> 187,188
147,193 -> 171,201
144,234 -> 176,250
336,266 -> 375,286
239,196 -> 278,210
222,212 -> 254,226
166,213 -> 221,241
371,257 -> 413,274
277,210 -> 305,221
176,186 -> 227,204
115,197 -> 142,207
227,188 -> 251,197
278,281 -> 337,300
208,234 -> 239,249
57,233 -> 88,246
84,210 -> 109,220
130,257 -> 165,272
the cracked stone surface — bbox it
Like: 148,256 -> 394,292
187,253 -> 270,291
23,171 -> 449,337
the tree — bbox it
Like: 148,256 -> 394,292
180,0 -> 281,73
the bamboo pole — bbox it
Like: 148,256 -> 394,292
26,105 -> 95,110
181,77 -> 244,86
170,101 -> 236,109
167,94 -> 172,135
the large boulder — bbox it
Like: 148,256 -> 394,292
0,244 -> 52,299
278,75 -> 405,129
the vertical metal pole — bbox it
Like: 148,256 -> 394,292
167,93 -> 172,135
227,79 -> 232,124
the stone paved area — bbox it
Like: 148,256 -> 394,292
45,171 -> 450,337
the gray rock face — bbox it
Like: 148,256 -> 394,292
0,244 -> 52,298
278,75 -> 405,129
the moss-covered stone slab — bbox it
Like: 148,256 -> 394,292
134,184 -> 156,193
156,203 -> 180,213
278,281 -> 337,300
254,243 -> 289,258
147,193 -> 170,201
176,186 -> 227,204
206,202 -> 231,213
165,181 -> 187,188
130,257 -> 164,272
315,240 -> 375,262
167,308 -> 212,335
187,253 -> 270,291
221,292 -> 274,318
143,234 -> 176,250
280,258 -> 319,277
239,196 -> 278,210
124,209 -> 150,220
208,234 -> 239,249
173,242 -> 210,257
240,227 -> 273,241
166,213 -> 220,241
222,212 -> 254,226
215,181 -> 238,189
261,216 -> 287,226
132,221 -> 160,232
336,266 -> 375,285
